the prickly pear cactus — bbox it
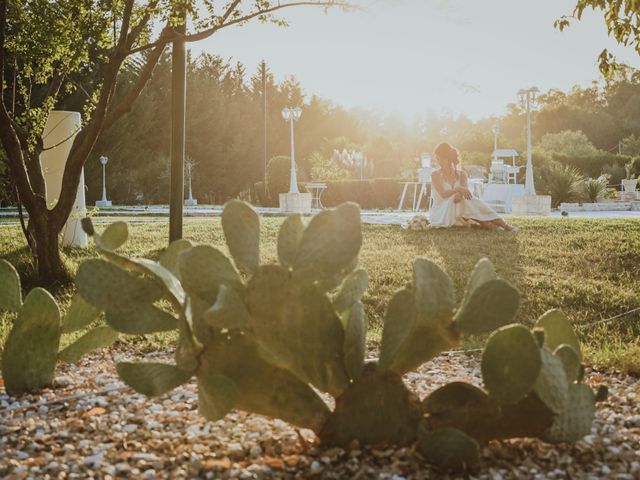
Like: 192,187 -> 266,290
72,202 -> 604,473
0,224 -> 135,396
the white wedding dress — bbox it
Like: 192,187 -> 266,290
429,174 -> 501,228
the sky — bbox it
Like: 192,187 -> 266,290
189,0 -> 640,120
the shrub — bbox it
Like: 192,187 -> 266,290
72,203 -> 605,472
602,163 -> 626,186
266,156 -> 291,199
537,130 -> 601,158
322,178 -> 405,210
584,178 -> 607,203
542,164 -> 585,207
624,157 -> 640,179
553,152 -> 629,178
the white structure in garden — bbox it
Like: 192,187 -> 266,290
279,106 -> 311,213
95,155 -> 113,207
41,110 -> 88,247
184,160 -> 198,206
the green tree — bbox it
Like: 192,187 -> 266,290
536,130 -> 601,157
0,0 -> 347,283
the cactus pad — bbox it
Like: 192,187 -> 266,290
454,279 -> 520,334
2,288 -> 61,395
553,344 -> 582,382
292,203 -> 362,290
159,239 -> 193,279
95,222 -> 128,251
222,200 -> 260,274
178,245 -> 243,304
198,374 -> 238,421
0,258 -> 22,312
333,269 -> 369,317
533,348 -> 569,414
247,265 -> 349,395
542,383 -> 596,443
117,362 -> 193,396
76,258 -> 163,310
343,301 -> 366,380
277,214 -> 305,268
481,325 -> 541,405
320,364 -> 422,446
58,326 -> 119,363
203,284 -> 250,330
416,426 -> 480,471
535,310 -> 581,359
62,294 -> 101,333
105,303 -> 177,334
199,331 -> 330,431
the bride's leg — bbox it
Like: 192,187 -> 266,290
491,218 -> 518,232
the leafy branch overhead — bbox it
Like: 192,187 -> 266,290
558,1 -> 640,76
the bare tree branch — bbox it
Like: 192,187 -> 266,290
129,1 -> 352,54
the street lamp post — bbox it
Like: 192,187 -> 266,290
282,107 -> 302,194
511,86 -> 551,215
95,155 -> 112,207
184,160 -> 198,206
492,124 -> 500,161
518,87 -> 539,196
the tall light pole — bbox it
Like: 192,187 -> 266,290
95,155 -> 112,207
492,124 -> 499,161
282,107 -> 302,194
518,87 -> 539,196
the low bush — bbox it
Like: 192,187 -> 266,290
552,153 -> 629,178
322,178 -> 406,209
538,163 -> 585,207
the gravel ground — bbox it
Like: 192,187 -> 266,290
1,351 -> 638,479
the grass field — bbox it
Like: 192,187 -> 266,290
1,216 -> 639,373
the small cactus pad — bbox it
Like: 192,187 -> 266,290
159,239 -> 193,278
481,325 -> 542,405
277,214 -> 305,268
416,426 -> 480,471
492,393 -> 555,440
178,245 -> 243,303
332,269 -> 369,317
343,301 -> 366,381
62,294 -> 101,333
221,200 -> 260,274
58,326 -> 119,363
554,344 -> 582,382
199,332 -> 330,431
95,222 -> 128,251
198,374 -> 238,421
203,284 -> 250,330
465,258 -> 497,296
117,362 -> 193,397
542,383 -> 596,443
320,364 -> 422,446
0,259 -> 22,312
2,288 -> 61,395
105,303 -> 177,334
379,285 -> 458,375
76,258 -> 163,310
533,348 -> 569,414
292,203 -> 362,289
454,279 -> 520,334
247,265 -> 349,395
413,258 -> 456,324
535,310 -> 581,359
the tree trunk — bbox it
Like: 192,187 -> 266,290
31,216 -> 69,286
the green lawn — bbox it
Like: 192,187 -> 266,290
1,216 -> 639,373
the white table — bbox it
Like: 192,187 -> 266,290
305,183 -> 327,209
397,182 -> 430,211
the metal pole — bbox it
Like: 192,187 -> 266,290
262,61 -> 268,189
524,91 -> 536,195
289,118 -> 299,193
169,15 -> 186,242
101,163 -> 107,202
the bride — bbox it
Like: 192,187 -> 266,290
429,142 -> 518,231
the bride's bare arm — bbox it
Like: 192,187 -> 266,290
458,171 -> 473,199
431,171 -> 462,199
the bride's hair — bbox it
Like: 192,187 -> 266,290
434,142 -> 460,169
